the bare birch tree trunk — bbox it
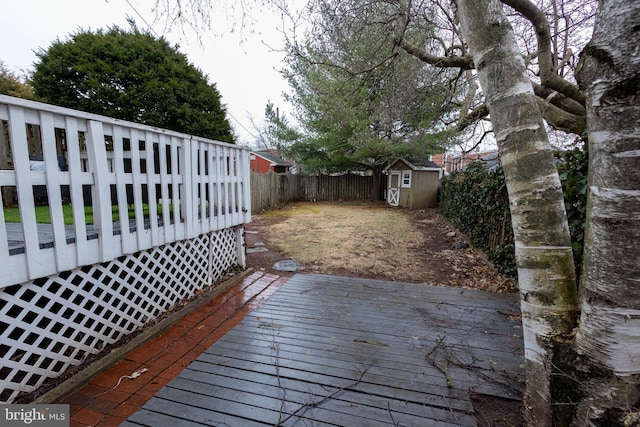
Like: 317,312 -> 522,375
575,1 -> 640,425
454,0 -> 579,424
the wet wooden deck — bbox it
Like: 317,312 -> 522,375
122,274 -> 524,426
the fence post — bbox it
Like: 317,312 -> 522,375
143,131 -> 160,248
7,105 -> 41,279
170,136 -> 183,241
182,137 -> 197,239
237,148 -> 251,223
64,116 -> 91,266
111,125 -> 135,254
40,111 -> 72,272
236,226 -> 246,268
86,120 -> 115,262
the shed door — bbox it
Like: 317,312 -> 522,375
387,171 -> 401,206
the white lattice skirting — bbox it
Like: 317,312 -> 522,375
0,227 -> 241,403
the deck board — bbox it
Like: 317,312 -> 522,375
125,274 -> 524,426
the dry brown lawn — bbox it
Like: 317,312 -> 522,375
246,201 -> 516,293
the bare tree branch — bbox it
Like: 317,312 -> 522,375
499,0 -> 586,105
457,104 -> 489,132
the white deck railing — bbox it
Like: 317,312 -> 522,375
0,95 -> 251,288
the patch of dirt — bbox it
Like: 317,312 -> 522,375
245,201 -> 516,293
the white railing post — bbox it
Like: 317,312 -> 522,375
64,116 -> 91,267
129,128 -> 148,250
207,145 -> 216,232
235,148 -> 250,268
8,106 -> 42,279
144,131 -> 160,248
222,145 -> 232,229
111,125 -> 135,254
158,134 -> 172,244
230,149 -> 240,226
182,137 -> 196,239
170,136 -> 183,241
197,142 -> 207,236
239,148 -> 251,224
214,144 -> 224,231
236,226 -> 247,268
40,111 -> 73,272
85,120 -> 115,262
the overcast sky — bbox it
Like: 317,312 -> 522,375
0,0 -> 293,146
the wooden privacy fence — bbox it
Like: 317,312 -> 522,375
250,172 -> 373,213
300,173 -> 373,202
250,171 -> 300,213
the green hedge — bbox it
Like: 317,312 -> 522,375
557,146 -> 588,278
439,147 -> 587,280
439,162 -> 516,276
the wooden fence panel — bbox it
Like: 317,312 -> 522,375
250,172 -> 372,213
250,172 -> 300,213
302,174 -> 372,201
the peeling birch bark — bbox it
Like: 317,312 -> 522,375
575,1 -> 640,424
453,0 -> 579,424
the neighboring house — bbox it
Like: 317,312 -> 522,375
249,150 -> 292,174
431,149 -> 499,174
475,151 -> 500,171
384,158 -> 442,209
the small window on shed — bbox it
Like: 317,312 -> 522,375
401,170 -> 412,188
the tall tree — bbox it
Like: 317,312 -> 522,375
282,9 -> 458,196
455,1 -> 578,424
254,101 -> 301,152
31,26 -> 234,142
574,1 -> 640,424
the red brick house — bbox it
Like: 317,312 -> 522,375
431,150 -> 499,174
249,150 -> 292,174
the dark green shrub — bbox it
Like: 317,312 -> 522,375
439,145 -> 588,281
557,143 -> 588,280
439,162 -> 516,276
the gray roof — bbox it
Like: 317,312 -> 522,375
385,157 -> 442,172
405,158 -> 441,169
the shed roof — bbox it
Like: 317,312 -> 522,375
384,157 -> 442,172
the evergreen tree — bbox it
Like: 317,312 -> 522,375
32,26 -> 233,142
283,16 -> 458,179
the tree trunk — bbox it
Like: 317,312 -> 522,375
371,164 -> 384,201
454,0 -> 579,425
574,1 -> 640,425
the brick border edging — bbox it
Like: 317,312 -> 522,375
33,268 -> 255,404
